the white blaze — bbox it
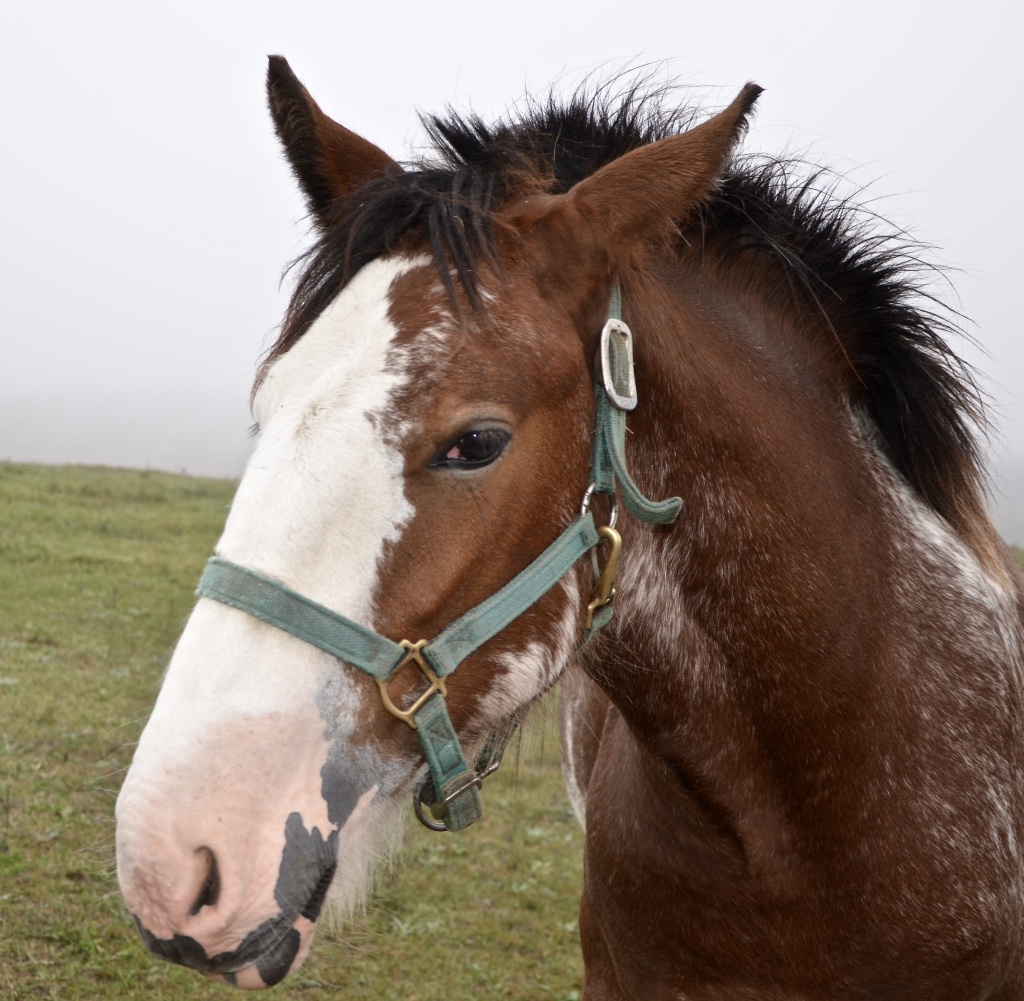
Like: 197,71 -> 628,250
117,255 -> 434,948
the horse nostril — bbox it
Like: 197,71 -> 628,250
189,846 -> 221,916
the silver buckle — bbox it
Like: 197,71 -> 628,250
599,318 -> 638,411
413,757 -> 504,833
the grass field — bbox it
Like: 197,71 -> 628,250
0,463 -> 585,1000
2,463 -> 1022,1000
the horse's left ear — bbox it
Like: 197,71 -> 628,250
267,55 -> 399,228
512,83 -> 761,255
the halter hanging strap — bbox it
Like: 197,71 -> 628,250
590,391 -> 682,524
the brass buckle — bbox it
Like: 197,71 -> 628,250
585,525 -> 622,629
375,640 -> 447,730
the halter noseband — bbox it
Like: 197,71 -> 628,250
194,286 -> 681,831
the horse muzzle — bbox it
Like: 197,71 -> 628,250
117,808 -> 337,988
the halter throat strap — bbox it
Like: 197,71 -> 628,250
194,283 -> 681,832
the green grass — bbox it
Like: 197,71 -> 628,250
0,463 -> 584,1000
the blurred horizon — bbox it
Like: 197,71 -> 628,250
4,419 -> 1022,545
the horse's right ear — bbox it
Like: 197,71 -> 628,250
505,83 -> 761,272
267,55 -> 399,228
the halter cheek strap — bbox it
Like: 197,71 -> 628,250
194,285 -> 681,832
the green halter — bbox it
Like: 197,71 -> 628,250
194,286 -> 681,831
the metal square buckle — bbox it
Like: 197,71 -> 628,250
375,640 -> 447,730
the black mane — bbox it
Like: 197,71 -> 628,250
698,161 -> 987,535
270,81 -> 988,538
275,80 -> 699,331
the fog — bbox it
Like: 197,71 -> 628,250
3,0 -> 1022,540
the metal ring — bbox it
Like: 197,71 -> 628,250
607,497 -> 619,530
579,483 -> 597,519
413,779 -> 448,833
580,484 -> 619,530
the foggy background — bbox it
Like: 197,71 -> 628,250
3,1 -> 1022,541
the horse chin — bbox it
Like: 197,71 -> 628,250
319,782 -> 409,929
208,784 -> 409,990
200,915 -> 317,989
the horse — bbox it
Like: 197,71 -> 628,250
115,55 -> 1024,997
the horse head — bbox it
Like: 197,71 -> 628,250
114,57 -> 758,987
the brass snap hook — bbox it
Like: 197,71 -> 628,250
586,525 -> 622,629
413,756 -> 505,833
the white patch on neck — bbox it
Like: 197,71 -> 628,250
479,580 -> 580,721
887,473 -> 1012,606
879,469 -> 1024,697
618,527 -> 687,661
559,682 -> 588,830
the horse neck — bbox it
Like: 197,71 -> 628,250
589,258 -> 1023,827
612,256 -> 884,672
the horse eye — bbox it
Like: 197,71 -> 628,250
431,429 -> 510,469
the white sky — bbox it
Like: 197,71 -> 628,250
3,0 -> 1022,540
